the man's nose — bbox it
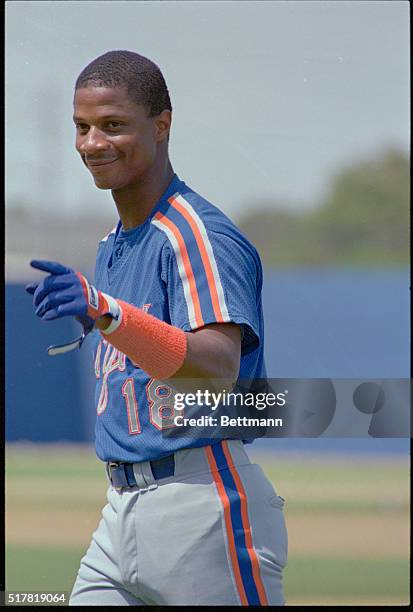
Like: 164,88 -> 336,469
79,127 -> 110,154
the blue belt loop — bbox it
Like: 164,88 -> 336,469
150,455 -> 175,480
124,463 -> 136,487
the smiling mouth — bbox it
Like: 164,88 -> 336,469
86,158 -> 119,168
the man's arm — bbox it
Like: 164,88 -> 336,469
27,260 -> 242,389
96,314 -> 241,390
176,322 -> 241,381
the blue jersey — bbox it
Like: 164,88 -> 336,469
92,174 -> 267,462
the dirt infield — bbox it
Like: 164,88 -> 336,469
7,507 -> 101,549
288,512 -> 409,557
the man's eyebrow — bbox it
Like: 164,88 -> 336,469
73,114 -> 128,122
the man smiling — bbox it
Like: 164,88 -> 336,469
26,50 -> 288,606
75,87 -> 170,200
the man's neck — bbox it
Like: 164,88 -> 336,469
112,160 -> 175,230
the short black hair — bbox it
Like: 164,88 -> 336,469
75,50 -> 172,117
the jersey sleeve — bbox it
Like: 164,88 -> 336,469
161,229 -> 263,355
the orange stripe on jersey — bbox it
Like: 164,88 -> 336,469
154,212 -> 204,328
168,195 -> 225,322
221,441 -> 269,605
205,446 -> 249,606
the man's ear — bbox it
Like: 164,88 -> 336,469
155,109 -> 172,142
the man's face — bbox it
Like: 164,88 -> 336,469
73,86 -> 167,190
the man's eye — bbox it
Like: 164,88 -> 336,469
107,121 -> 122,129
76,124 -> 88,133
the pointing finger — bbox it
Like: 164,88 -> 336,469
30,260 -> 73,275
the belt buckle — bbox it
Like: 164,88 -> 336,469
106,461 -> 123,491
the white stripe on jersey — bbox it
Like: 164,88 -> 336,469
100,226 -> 117,243
171,193 -> 230,321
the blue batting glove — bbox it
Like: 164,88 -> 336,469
28,260 -> 89,321
26,259 -> 122,356
26,279 -> 94,334
27,259 -> 120,323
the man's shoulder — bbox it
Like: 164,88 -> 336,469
151,180 -> 262,279
171,183 -> 235,230
153,180 -> 253,247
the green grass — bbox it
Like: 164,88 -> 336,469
261,460 -> 409,487
284,557 -> 410,599
5,445 -> 102,479
6,546 -> 83,593
6,546 -> 410,602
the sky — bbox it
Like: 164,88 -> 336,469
6,1 -> 409,221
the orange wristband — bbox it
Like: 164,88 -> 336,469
101,300 -> 187,379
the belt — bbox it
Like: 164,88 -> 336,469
106,454 -> 175,489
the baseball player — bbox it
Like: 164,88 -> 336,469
26,50 -> 288,606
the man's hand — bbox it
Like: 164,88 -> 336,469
26,260 -> 122,355
26,260 -> 120,323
